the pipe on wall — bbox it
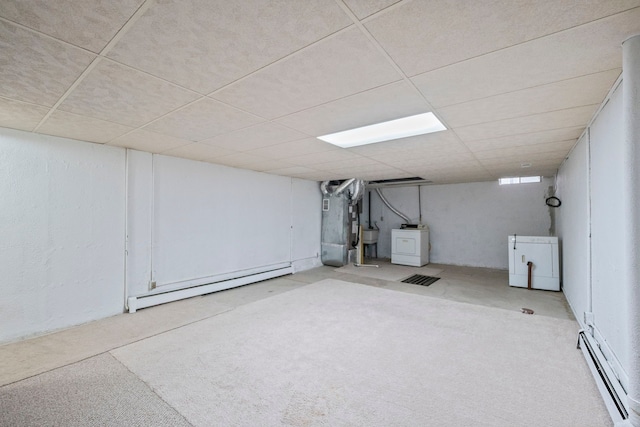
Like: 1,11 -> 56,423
375,188 -> 411,224
622,34 -> 640,427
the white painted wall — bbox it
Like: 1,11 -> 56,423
124,152 -> 322,297
150,155 -> 293,289
556,80 -> 629,388
1,129 -> 322,343
555,134 -> 590,327
291,178 -> 322,272
364,179 -> 553,269
125,150 -> 153,297
0,128 -> 125,343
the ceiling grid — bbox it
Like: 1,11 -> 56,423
1,0 -> 639,183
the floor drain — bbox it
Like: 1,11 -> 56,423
401,275 -> 440,286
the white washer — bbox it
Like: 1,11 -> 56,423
391,229 -> 429,267
508,235 -> 560,291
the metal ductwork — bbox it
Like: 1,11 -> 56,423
320,178 -> 364,204
367,177 -> 432,188
320,179 -> 365,267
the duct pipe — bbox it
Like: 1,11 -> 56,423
376,188 -> 411,224
334,178 -> 356,196
320,180 -> 330,196
351,179 -> 365,205
623,34 -> 640,427
320,179 -> 365,205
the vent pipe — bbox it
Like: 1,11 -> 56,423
623,34 -> 640,427
320,179 -> 364,205
375,188 -> 411,224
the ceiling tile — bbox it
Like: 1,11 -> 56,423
455,105 -> 598,142
293,171 -> 332,181
161,143 -> 239,162
366,0 -> 640,77
145,98 -> 264,141
58,59 -> 199,127
479,151 -> 568,169
412,8 -> 640,107
473,140 -> 576,160
464,127 -> 583,152
313,156 -> 380,170
343,0 -> 400,19
318,164 -> 388,176
265,166 -> 317,176
37,110 -> 133,143
276,81 -> 429,136
211,28 -> 401,119
211,153 -> 271,168
201,122 -> 308,152
107,0 -> 351,94
0,97 -> 49,131
407,159 -> 487,173
249,137 -> 337,159
355,168 -> 414,181
283,149 -> 362,166
488,166 -> 559,178
346,130 -> 463,156
108,129 -> 193,153
247,159 -> 296,172
438,70 -> 620,127
0,0 -> 144,53
392,152 -> 479,169
0,20 -> 95,106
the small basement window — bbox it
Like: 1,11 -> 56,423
499,176 -> 541,185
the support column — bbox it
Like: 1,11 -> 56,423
623,34 -> 640,427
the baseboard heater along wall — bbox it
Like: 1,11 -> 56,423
127,265 -> 293,313
577,330 -> 628,423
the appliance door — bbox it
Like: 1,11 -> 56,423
513,242 -> 554,277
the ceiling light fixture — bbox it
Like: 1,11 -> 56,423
317,112 -> 447,148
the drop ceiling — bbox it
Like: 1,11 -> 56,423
1,0 -> 639,184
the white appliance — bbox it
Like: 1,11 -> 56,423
392,229 -> 429,267
508,235 -> 560,291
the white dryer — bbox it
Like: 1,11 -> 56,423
392,229 -> 429,267
508,235 -> 560,291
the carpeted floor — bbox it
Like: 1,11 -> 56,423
0,277 -> 611,426
0,353 -> 191,426
335,262 -> 443,281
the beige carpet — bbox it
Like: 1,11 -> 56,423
335,262 -> 443,281
110,279 -> 611,426
0,353 -> 192,426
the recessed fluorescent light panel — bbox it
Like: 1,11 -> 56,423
499,176 -> 541,185
317,112 -> 446,148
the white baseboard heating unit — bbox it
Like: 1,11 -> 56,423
127,265 -> 293,313
577,330 -> 628,424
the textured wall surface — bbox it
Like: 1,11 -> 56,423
365,179 -> 553,269
1,129 -> 323,343
555,135 -> 589,327
0,128 -> 125,343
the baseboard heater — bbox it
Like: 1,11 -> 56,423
127,266 -> 293,313
577,330 -> 628,423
